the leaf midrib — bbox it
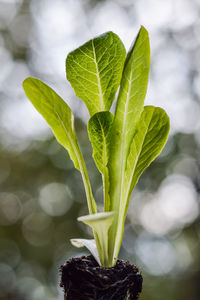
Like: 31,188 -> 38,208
92,40 -> 104,111
99,118 -> 108,170
117,68 -> 133,212
112,109 -> 153,263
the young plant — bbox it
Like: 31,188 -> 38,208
23,26 -> 170,268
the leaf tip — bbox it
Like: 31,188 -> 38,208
23,77 -> 38,92
22,77 -> 30,88
140,25 -> 148,34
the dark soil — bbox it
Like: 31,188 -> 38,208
60,255 -> 143,300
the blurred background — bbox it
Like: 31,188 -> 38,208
0,0 -> 200,299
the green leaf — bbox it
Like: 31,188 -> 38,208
71,239 -> 100,265
66,31 -> 126,116
108,26 -> 150,263
109,26 -> 150,205
78,212 -> 115,267
124,106 -> 170,202
88,112 -> 114,211
112,106 -> 170,264
23,77 -> 97,214
23,77 -> 80,169
88,111 -> 114,173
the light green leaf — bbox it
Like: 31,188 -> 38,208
66,32 -> 126,116
23,77 -> 80,169
23,77 -> 97,214
124,106 -> 170,202
88,112 -> 114,211
71,239 -> 100,265
108,26 -> 150,263
78,212 -> 115,267
112,106 -> 170,264
109,26 -> 150,208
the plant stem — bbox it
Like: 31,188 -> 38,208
103,167 -> 110,212
76,144 -> 97,214
75,144 -> 106,266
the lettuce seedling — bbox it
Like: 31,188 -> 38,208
23,26 -> 170,268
